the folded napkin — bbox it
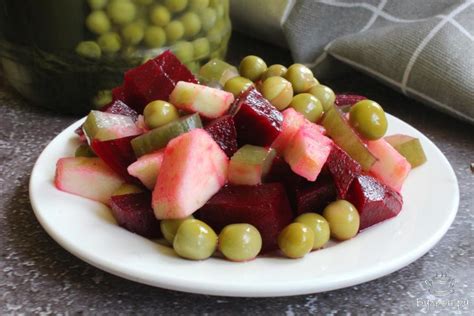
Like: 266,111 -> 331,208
230,0 -> 474,124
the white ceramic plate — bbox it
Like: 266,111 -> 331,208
29,114 -> 459,297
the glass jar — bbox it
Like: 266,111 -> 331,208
0,0 -> 231,114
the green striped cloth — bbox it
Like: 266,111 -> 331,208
230,0 -> 474,124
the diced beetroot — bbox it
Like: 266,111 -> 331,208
102,100 -> 139,121
345,174 -> 403,230
198,183 -> 293,252
123,50 -> 198,113
271,108 -> 305,154
204,115 -> 238,157
231,86 -> 283,147
325,145 -> 362,198
127,149 -> 164,189
294,173 -> 337,215
367,139 -> 411,192
91,135 -> 138,183
112,85 -> 128,103
264,155 -> 303,208
283,122 -> 333,181
153,129 -> 228,219
335,94 -> 367,107
55,157 -> 124,204
110,192 -> 162,238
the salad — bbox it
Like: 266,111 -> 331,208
54,50 -> 427,261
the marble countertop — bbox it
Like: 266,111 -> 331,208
0,32 -> 472,315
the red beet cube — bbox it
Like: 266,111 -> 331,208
204,115 -> 238,157
102,100 -> 139,121
110,192 -> 161,238
345,174 -> 403,230
123,50 -> 197,113
231,87 -> 283,147
112,85 -> 127,103
264,156 -> 304,208
326,145 -> 362,198
199,183 -> 293,252
335,94 -> 367,107
294,173 -> 337,215
91,135 -> 138,183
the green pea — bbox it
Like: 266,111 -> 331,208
224,76 -> 254,97
192,37 -> 210,59
239,55 -> 267,82
160,215 -> 194,244
165,20 -> 185,43
189,0 -> 209,10
112,183 -> 143,196
75,144 -> 97,157
92,89 -> 112,108
323,200 -> 360,241
107,0 -> 137,25
88,0 -> 108,10
172,41 -> 194,62
199,7 -> 217,31
134,0 -> 153,5
180,12 -> 202,38
218,224 -> 262,261
349,100 -> 388,140
290,93 -> 324,123
284,63 -> 315,94
207,26 -> 222,48
75,41 -> 102,59
295,213 -> 330,250
308,84 -> 335,111
149,5 -> 171,27
173,219 -> 217,260
122,22 -> 144,45
278,223 -> 314,259
86,10 -> 111,35
144,100 -> 180,128
165,0 -> 188,13
144,26 -> 166,48
97,32 -> 121,54
261,64 -> 287,81
261,76 -> 293,110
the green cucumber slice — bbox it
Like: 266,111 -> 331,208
199,59 -> 239,87
385,134 -> 427,168
83,110 -> 138,141
131,113 -> 203,157
322,105 -> 377,171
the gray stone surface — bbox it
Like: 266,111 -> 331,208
0,33 -> 472,315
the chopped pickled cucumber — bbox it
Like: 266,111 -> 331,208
228,145 -> 276,185
385,134 -> 427,168
83,110 -> 138,141
199,58 -> 238,86
131,113 -> 202,157
75,144 -> 97,157
322,105 -> 377,171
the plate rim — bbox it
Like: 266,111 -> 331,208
29,114 -> 460,297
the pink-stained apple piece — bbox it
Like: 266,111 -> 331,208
152,129 -> 228,219
127,149 -> 165,189
55,157 -> 124,204
367,139 -> 411,192
284,123 -> 333,181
